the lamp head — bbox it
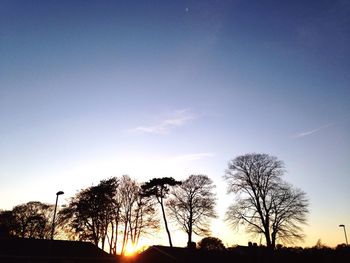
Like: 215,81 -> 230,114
339,224 -> 345,227
56,191 -> 64,195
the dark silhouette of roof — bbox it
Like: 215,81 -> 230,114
136,245 -> 235,263
136,244 -> 350,263
0,237 -> 117,262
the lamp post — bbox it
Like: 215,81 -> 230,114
51,191 -> 64,240
339,224 -> 348,245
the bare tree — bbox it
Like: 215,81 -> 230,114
116,175 -> 160,254
108,186 -> 122,255
118,175 -> 139,254
128,192 -> 159,249
168,175 -> 217,246
224,153 -> 309,249
141,177 -> 181,247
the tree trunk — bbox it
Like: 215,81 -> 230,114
188,229 -> 192,245
264,229 -> 272,248
109,222 -> 114,254
263,215 -> 272,249
92,221 -> 99,246
188,207 -> 193,245
114,220 -> 119,255
121,221 -> 128,254
271,231 -> 276,249
160,199 -> 173,247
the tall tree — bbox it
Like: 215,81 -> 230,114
224,153 -> 309,249
118,175 -> 139,254
141,177 -> 181,247
168,175 -> 217,245
96,177 -> 119,250
128,191 -> 159,249
58,177 -> 118,247
118,175 -> 159,254
108,186 -> 122,255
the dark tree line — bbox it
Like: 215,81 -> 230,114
0,153 -> 310,253
58,175 -> 159,254
57,174 -> 216,253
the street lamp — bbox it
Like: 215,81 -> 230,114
339,224 -> 348,245
51,191 -> 64,240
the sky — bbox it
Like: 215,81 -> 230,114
0,0 -> 349,248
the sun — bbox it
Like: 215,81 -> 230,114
123,242 -> 136,257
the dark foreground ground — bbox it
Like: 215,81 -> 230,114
0,238 -> 116,263
1,238 -> 349,263
129,245 -> 350,263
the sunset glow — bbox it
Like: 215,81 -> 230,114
123,242 -> 137,257
0,0 -> 349,250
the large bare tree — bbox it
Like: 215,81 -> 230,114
118,175 -> 139,254
168,175 -> 217,246
118,175 -> 159,254
224,153 -> 309,249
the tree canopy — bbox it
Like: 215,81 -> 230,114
224,153 -> 309,249
141,177 -> 181,247
58,176 -> 158,254
0,201 -> 53,239
198,236 -> 226,251
168,174 -> 217,245
0,153 -> 313,253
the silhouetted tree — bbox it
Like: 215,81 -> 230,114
0,210 -> 16,237
96,177 -> 120,250
58,175 -> 159,254
118,175 -> 160,254
168,175 -> 217,245
58,177 -> 118,247
108,182 -> 122,255
336,243 -> 350,251
119,175 -> 139,254
198,236 -> 226,251
128,189 -> 159,250
0,201 -> 53,239
224,153 -> 309,249
141,177 -> 181,247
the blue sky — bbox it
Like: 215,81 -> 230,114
1,0 -> 349,247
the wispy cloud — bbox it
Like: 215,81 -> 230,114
172,152 -> 215,162
130,109 -> 195,134
293,123 -> 333,139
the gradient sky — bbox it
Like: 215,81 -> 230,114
1,0 -> 349,248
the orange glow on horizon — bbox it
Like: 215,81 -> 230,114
123,242 -> 137,257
